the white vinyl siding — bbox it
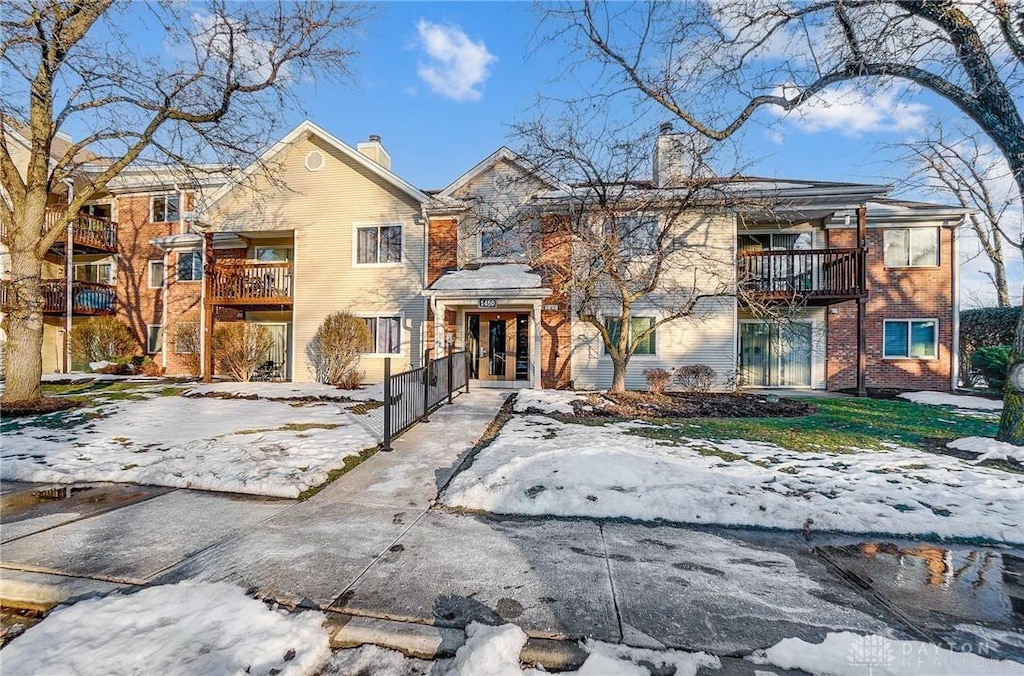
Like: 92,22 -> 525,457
208,135 -> 426,383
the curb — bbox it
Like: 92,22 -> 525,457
324,611 -> 588,670
0,569 -> 135,613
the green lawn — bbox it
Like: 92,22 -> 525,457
579,396 -> 998,454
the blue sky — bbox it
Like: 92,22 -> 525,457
278,2 -> 1020,305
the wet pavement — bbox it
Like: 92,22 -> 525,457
1,389 -> 1022,665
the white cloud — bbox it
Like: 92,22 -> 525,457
415,20 -> 496,102
775,83 -> 929,137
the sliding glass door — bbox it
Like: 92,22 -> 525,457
739,322 -> 813,387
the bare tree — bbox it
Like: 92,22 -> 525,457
890,122 -> 1022,308
546,0 -> 1024,440
474,113 -> 768,393
0,0 -> 368,404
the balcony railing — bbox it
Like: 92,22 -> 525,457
738,247 -> 865,302
1,278 -> 116,315
1,209 -> 118,254
209,260 -> 293,305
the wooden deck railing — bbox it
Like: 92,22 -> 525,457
1,278 -> 115,315
738,247 -> 865,300
209,260 -> 293,304
1,209 -> 118,253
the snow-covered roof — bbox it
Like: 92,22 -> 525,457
429,264 -> 544,291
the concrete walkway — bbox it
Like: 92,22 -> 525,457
2,389 -> 1022,666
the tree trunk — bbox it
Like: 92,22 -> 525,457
991,246 -> 1011,308
2,209 -> 47,404
997,285 -> 1024,444
609,355 -> 628,393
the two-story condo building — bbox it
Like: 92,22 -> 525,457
4,121 -> 966,392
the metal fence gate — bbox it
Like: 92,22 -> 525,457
382,350 -> 469,451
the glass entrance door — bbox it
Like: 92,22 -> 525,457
467,313 -> 529,383
739,322 -> 812,388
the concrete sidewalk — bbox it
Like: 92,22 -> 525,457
2,388 -> 1022,665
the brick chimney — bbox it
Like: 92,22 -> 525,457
357,134 -> 391,170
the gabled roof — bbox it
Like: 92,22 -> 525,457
201,120 -> 430,214
436,146 -> 569,199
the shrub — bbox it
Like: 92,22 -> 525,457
960,306 -> 1020,386
212,322 -> 273,382
306,311 -> 372,387
972,346 -> 1011,390
71,317 -> 137,368
674,364 -> 716,393
643,368 -> 672,395
172,316 -> 201,376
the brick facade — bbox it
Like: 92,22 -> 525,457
427,218 -> 458,286
538,216 -> 573,389
826,226 -> 954,391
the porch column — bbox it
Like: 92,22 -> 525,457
531,300 -> 542,389
856,205 -> 868,397
434,299 -> 447,357
201,233 -> 214,382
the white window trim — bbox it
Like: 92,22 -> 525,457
476,226 -> 529,263
252,245 -> 293,262
176,250 -> 203,283
883,227 -> 940,269
72,260 -> 116,286
150,193 -> 181,224
600,313 -> 659,359
356,313 -> 405,357
352,222 -> 405,267
146,324 -> 163,354
147,260 -> 165,289
882,318 -> 939,360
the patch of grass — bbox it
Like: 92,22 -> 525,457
298,446 -> 379,500
694,447 -> 744,462
608,397 -> 998,454
279,422 -> 341,432
347,401 -> 383,415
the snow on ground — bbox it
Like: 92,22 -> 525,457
513,389 -> 592,415
323,644 -> 446,675
950,436 -> 1024,463
184,380 -> 383,402
443,415 -> 1024,544
753,631 -> 1024,676
1,582 -> 330,676
1,390 -> 381,498
899,391 -> 1003,418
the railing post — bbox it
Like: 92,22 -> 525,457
421,351 -> 431,423
382,357 -> 392,452
448,351 -> 454,404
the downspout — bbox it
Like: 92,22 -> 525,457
950,220 -> 960,390
421,205 -> 430,369
63,179 -> 74,373
161,247 -> 170,369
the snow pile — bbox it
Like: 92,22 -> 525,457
754,631 -> 1024,676
444,416 -> 1024,543
1,582 -> 330,676
1,395 -> 380,498
949,436 -> 1024,463
899,391 -> 1003,417
324,644 -> 443,675
447,623 -> 719,676
514,389 -> 591,415
184,380 -> 383,402
450,623 -> 531,675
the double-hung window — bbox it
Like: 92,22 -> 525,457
146,324 -> 163,354
151,194 -> 180,223
883,319 -> 937,358
604,316 -> 656,356
73,262 -> 114,285
356,225 -> 402,264
883,228 -> 939,267
148,260 -> 165,289
362,316 -> 401,354
177,251 -> 202,281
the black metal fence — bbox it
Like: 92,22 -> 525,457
382,350 -> 470,451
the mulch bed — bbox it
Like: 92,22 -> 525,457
577,390 -> 816,418
1,397 -> 81,417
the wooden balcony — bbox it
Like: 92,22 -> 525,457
1,278 -> 116,315
209,260 -> 293,306
1,209 -> 118,255
738,247 -> 865,305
